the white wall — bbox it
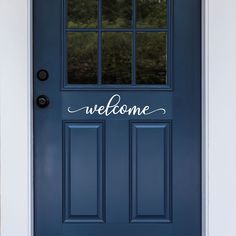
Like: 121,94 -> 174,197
207,0 -> 236,235
0,0 -> 236,236
0,0 -> 32,235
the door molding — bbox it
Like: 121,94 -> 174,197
1,0 -> 236,235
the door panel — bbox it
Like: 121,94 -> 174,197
130,122 -> 171,223
64,122 -> 105,223
34,0 -> 201,235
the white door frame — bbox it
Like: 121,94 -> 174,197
1,0 -> 236,235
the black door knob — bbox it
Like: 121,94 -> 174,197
36,95 -> 49,108
37,69 -> 49,81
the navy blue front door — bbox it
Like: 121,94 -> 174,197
34,0 -> 201,235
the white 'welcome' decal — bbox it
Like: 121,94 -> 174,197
68,94 -> 166,116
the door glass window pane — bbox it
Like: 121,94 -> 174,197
136,0 -> 167,28
102,0 -> 132,28
68,32 -> 98,84
102,32 -> 132,84
136,32 -> 167,84
67,0 -> 98,28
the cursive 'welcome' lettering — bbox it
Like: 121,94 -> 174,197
67,94 -> 166,116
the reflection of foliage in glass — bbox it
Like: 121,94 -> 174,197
68,33 -> 98,84
67,0 -> 168,85
102,0 -> 132,28
136,32 -> 167,84
137,0 -> 167,28
68,0 -> 98,28
102,33 -> 132,84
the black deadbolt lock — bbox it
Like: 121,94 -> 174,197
37,95 -> 49,108
37,69 -> 49,81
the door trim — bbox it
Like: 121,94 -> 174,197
1,0 -> 236,235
